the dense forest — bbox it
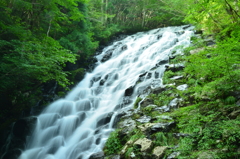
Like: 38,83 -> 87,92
0,0 -> 185,131
0,0 -> 240,158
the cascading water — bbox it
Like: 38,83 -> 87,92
18,25 -> 194,159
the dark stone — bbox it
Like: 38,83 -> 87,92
99,74 -> 109,86
152,86 -> 166,94
99,79 -> 105,86
124,86 -> 135,96
165,64 -> 185,72
89,152 -> 105,159
101,50 -> 113,62
157,35 -> 163,40
182,24 -> 191,29
114,97 -> 133,110
156,58 -> 169,67
150,122 -> 176,133
121,45 -> 127,51
96,112 -> 114,128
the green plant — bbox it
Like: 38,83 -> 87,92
134,97 -> 142,109
104,130 -> 123,155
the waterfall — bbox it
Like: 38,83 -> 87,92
18,25 -> 194,159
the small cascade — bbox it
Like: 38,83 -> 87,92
18,25 -> 194,159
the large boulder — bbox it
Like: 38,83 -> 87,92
153,146 -> 168,159
89,151 -> 105,159
134,138 -> 153,152
149,122 -> 176,133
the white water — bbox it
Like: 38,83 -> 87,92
19,25 -> 194,159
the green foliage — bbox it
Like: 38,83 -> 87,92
134,97 -> 142,109
104,130 -> 123,155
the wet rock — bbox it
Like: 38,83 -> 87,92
159,115 -> 173,120
153,146 -> 168,159
152,86 -> 166,94
168,98 -> 182,109
124,86 -> 135,96
170,76 -> 183,80
136,116 -> 151,123
137,123 -> 155,132
173,133 -> 190,139
176,84 -> 188,91
99,74 -> 109,86
137,85 -> 151,95
134,138 -> 153,152
96,112 -> 114,127
150,122 -> 176,133
156,59 -> 169,66
165,64 -> 185,72
101,49 -> 113,62
89,151 -> 104,159
121,45 -> 128,51
167,152 -> 181,159
118,118 -> 136,135
154,105 -> 170,112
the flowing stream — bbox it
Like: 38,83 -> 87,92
19,25 -> 194,159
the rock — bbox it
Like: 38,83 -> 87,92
140,98 -> 154,107
152,146 -> 168,159
118,118 -> 136,135
159,115 -> 173,120
168,98 -> 182,109
156,59 -> 169,66
137,123 -> 155,132
101,49 -> 113,62
176,84 -> 188,91
154,105 -> 170,112
121,45 -> 127,51
170,76 -> 183,80
167,151 -> 180,159
197,151 -> 215,159
173,133 -> 190,139
134,138 -> 153,152
124,86 -> 135,96
89,151 -> 104,159
136,116 -> 151,123
120,140 -> 134,155
150,122 -> 176,133
152,86 -> 166,94
96,112 -> 114,128
165,64 -> 185,72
